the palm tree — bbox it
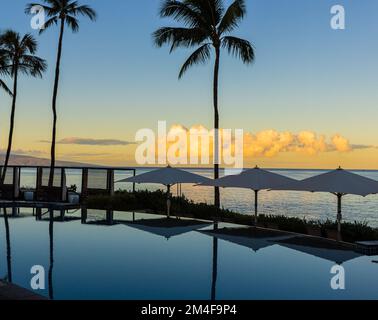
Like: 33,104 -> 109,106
153,0 -> 255,208
26,0 -> 97,188
0,30 -> 47,187
0,50 -> 12,192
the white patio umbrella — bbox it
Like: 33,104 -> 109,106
199,166 -> 297,224
117,166 -> 210,218
272,167 -> 378,240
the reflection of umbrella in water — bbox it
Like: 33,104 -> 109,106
198,166 -> 297,224
275,237 -> 362,265
201,230 -> 279,252
272,167 -> 378,241
124,218 -> 211,240
117,166 -> 210,218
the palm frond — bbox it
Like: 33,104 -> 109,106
43,0 -> 61,8
68,4 -> 97,21
153,26 -> 208,49
0,30 -> 19,52
0,49 -> 10,73
221,36 -> 254,64
24,3 -> 55,17
0,79 -> 12,96
179,43 -> 211,78
20,33 -> 38,55
39,17 -> 59,34
185,0 -> 223,27
218,0 -> 246,34
65,15 -> 79,32
154,0 -> 254,77
18,55 -> 47,78
160,0 -> 207,29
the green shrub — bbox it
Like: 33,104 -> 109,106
85,190 -> 378,242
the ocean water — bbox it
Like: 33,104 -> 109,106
17,168 -> 378,227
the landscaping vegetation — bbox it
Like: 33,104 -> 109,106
85,190 -> 378,243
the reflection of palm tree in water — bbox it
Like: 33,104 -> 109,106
211,237 -> 218,301
48,210 -> 54,300
1,209 -> 54,298
2,208 -> 12,283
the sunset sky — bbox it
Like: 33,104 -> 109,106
1,0 -> 378,169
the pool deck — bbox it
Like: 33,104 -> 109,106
355,241 -> 378,255
0,281 -> 46,300
0,200 -> 80,210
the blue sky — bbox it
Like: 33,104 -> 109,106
1,0 -> 378,167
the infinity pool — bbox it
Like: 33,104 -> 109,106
0,209 -> 377,300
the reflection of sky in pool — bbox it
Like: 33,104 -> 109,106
1,210 -> 377,300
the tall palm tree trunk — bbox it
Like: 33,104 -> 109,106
213,46 -> 220,208
48,18 -> 65,188
0,63 -> 18,187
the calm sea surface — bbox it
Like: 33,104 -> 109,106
17,168 -> 378,227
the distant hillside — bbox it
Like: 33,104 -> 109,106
0,154 -> 96,167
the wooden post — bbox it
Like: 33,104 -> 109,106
107,169 -> 114,196
13,167 -> 20,199
36,167 -> 43,195
61,168 -> 67,202
81,168 -> 89,200
132,169 -> 136,193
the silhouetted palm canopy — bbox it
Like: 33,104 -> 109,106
25,0 -> 97,34
153,0 -> 255,78
0,31 -> 46,78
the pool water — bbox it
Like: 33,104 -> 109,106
0,209 -> 377,300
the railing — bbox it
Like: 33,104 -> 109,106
0,166 -> 136,202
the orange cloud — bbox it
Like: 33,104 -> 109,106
162,125 -> 355,159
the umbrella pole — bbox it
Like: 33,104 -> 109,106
166,185 -> 171,219
254,190 -> 258,226
337,193 -> 342,241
